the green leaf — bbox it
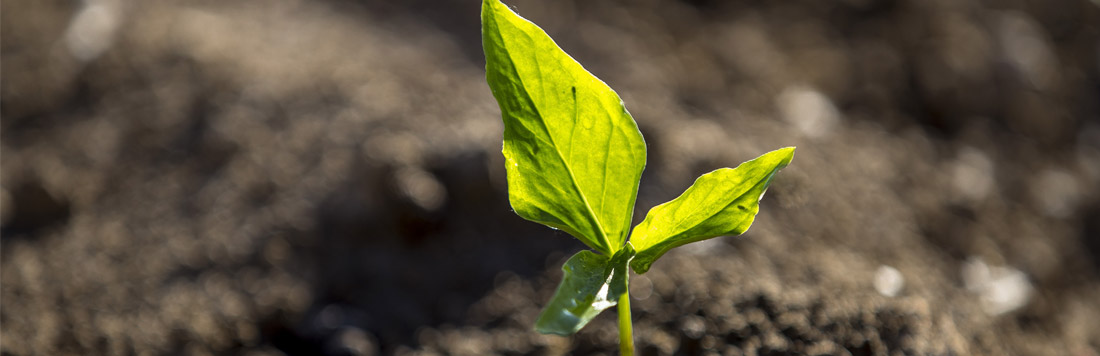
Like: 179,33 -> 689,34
482,0 -> 646,255
535,245 -> 634,335
628,147 -> 795,274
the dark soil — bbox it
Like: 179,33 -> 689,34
3,0 -> 1099,355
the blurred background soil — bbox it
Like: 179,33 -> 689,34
3,0 -> 1100,355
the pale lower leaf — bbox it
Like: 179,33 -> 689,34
535,245 -> 633,335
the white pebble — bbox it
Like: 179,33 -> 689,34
65,1 -> 121,62
396,166 -> 447,212
777,86 -> 840,139
874,265 -> 904,297
961,257 -> 1032,315
1032,169 -> 1080,218
951,146 -> 995,202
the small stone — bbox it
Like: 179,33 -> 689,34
777,86 -> 840,139
873,265 -> 904,297
961,257 -> 1032,315
681,315 -> 707,339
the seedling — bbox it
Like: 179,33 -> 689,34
481,0 -> 794,354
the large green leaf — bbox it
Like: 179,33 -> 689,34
628,147 -> 795,274
535,245 -> 633,335
482,0 -> 646,255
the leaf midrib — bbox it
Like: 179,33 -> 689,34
489,9 -> 614,253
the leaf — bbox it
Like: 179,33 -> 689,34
482,0 -> 646,255
535,245 -> 633,335
628,147 -> 795,274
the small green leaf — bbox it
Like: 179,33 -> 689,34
535,245 -> 634,335
482,0 -> 646,255
628,147 -> 795,274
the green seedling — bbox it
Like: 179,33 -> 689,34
481,0 -> 794,354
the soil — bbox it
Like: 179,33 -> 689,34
3,0 -> 1100,355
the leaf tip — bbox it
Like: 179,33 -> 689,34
775,146 -> 796,166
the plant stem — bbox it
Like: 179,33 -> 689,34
618,292 -> 634,356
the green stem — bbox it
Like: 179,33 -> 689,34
618,292 -> 634,356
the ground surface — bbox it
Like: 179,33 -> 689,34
2,0 -> 1100,355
